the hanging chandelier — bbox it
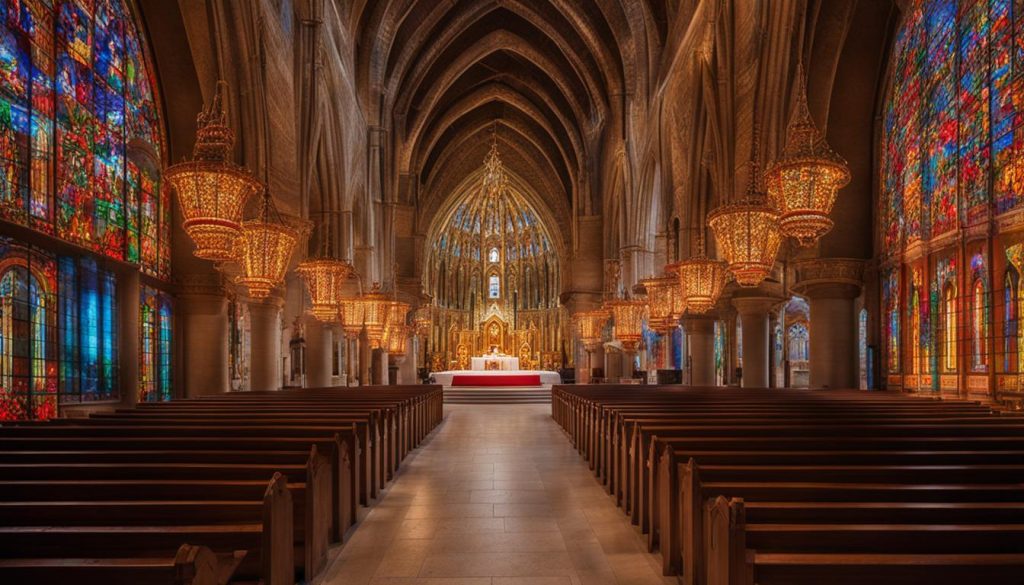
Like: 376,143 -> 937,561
387,300 -> 411,343
708,141 -> 783,288
604,298 -> 647,349
575,309 -> 610,346
339,296 -> 366,339
673,250 -> 728,314
235,188 -> 301,299
765,67 -> 851,247
665,264 -> 687,318
165,82 -> 261,261
386,325 -> 410,357
640,275 -> 678,333
413,302 -> 434,336
361,284 -> 392,349
297,257 -> 355,321
296,216 -> 355,321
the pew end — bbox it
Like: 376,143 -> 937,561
262,473 -> 295,585
704,497 -> 748,585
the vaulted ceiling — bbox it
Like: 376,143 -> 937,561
350,0 -> 673,240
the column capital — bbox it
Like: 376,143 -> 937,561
681,314 -> 717,334
245,293 -> 285,311
791,257 -> 865,299
732,296 -> 780,316
177,273 -> 230,299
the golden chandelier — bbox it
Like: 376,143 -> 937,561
296,217 -> 356,322
640,275 -> 679,333
604,298 -> 647,349
296,257 -> 355,321
575,309 -> 610,346
165,82 -> 261,261
361,284 -> 392,349
235,189 -> 301,300
671,250 -> 728,314
708,150 -> 783,288
339,296 -> 366,340
765,69 -> 850,247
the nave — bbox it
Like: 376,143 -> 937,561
322,403 -> 672,585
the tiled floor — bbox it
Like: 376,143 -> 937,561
321,404 -> 674,585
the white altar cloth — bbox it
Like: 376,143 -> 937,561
430,370 -> 562,386
470,356 -> 520,371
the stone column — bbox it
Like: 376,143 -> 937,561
733,298 -> 776,388
358,332 -> 371,386
371,349 -> 388,385
178,275 -> 230,398
683,316 -> 716,386
793,259 -> 865,390
249,295 -> 283,391
304,316 -> 333,388
118,268 -> 141,406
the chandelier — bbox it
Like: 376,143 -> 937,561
235,188 -> 301,299
640,276 -> 679,333
339,296 -> 365,339
604,298 -> 647,349
296,218 -> 355,321
387,300 -> 411,341
165,82 -> 261,261
575,309 -> 610,345
673,249 -> 728,314
296,257 -> 354,321
386,325 -> 410,357
413,303 -> 434,336
361,284 -> 392,349
708,143 -> 783,288
765,68 -> 851,247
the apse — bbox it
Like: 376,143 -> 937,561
423,139 -> 565,372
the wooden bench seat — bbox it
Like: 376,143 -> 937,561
0,544 -> 243,585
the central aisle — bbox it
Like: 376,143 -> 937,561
323,404 -> 674,585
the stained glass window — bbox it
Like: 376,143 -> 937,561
1,0 -> 168,278
859,309 -> 868,389
0,236 -> 57,420
943,284 -> 958,372
57,255 -> 117,403
1006,268 -> 1019,372
884,0 -> 1024,242
139,283 -> 171,402
883,269 -> 900,373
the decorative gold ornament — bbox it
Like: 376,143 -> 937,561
765,67 -> 851,247
575,309 -> 610,345
165,82 -> 262,261
387,325 -> 410,357
339,296 -> 366,339
604,298 -> 647,346
708,199 -> 782,288
236,190 -> 301,300
296,258 -> 355,321
387,300 -> 411,341
361,284 -> 392,349
674,252 -> 728,314
640,276 -> 678,332
664,263 -> 688,318
414,303 -> 434,335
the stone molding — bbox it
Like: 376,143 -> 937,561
791,258 -> 865,298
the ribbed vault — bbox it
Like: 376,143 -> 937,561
351,0 -> 670,260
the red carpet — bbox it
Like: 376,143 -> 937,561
451,374 -> 543,386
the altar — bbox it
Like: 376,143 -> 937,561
470,355 -> 519,371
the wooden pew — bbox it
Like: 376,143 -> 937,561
0,543 -> 244,585
0,473 -> 293,585
550,386 -> 1024,585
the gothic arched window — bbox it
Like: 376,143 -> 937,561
488,274 -> 500,299
1006,269 -> 1019,373
972,277 -> 987,371
1,0 -> 169,278
944,284 -> 957,372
